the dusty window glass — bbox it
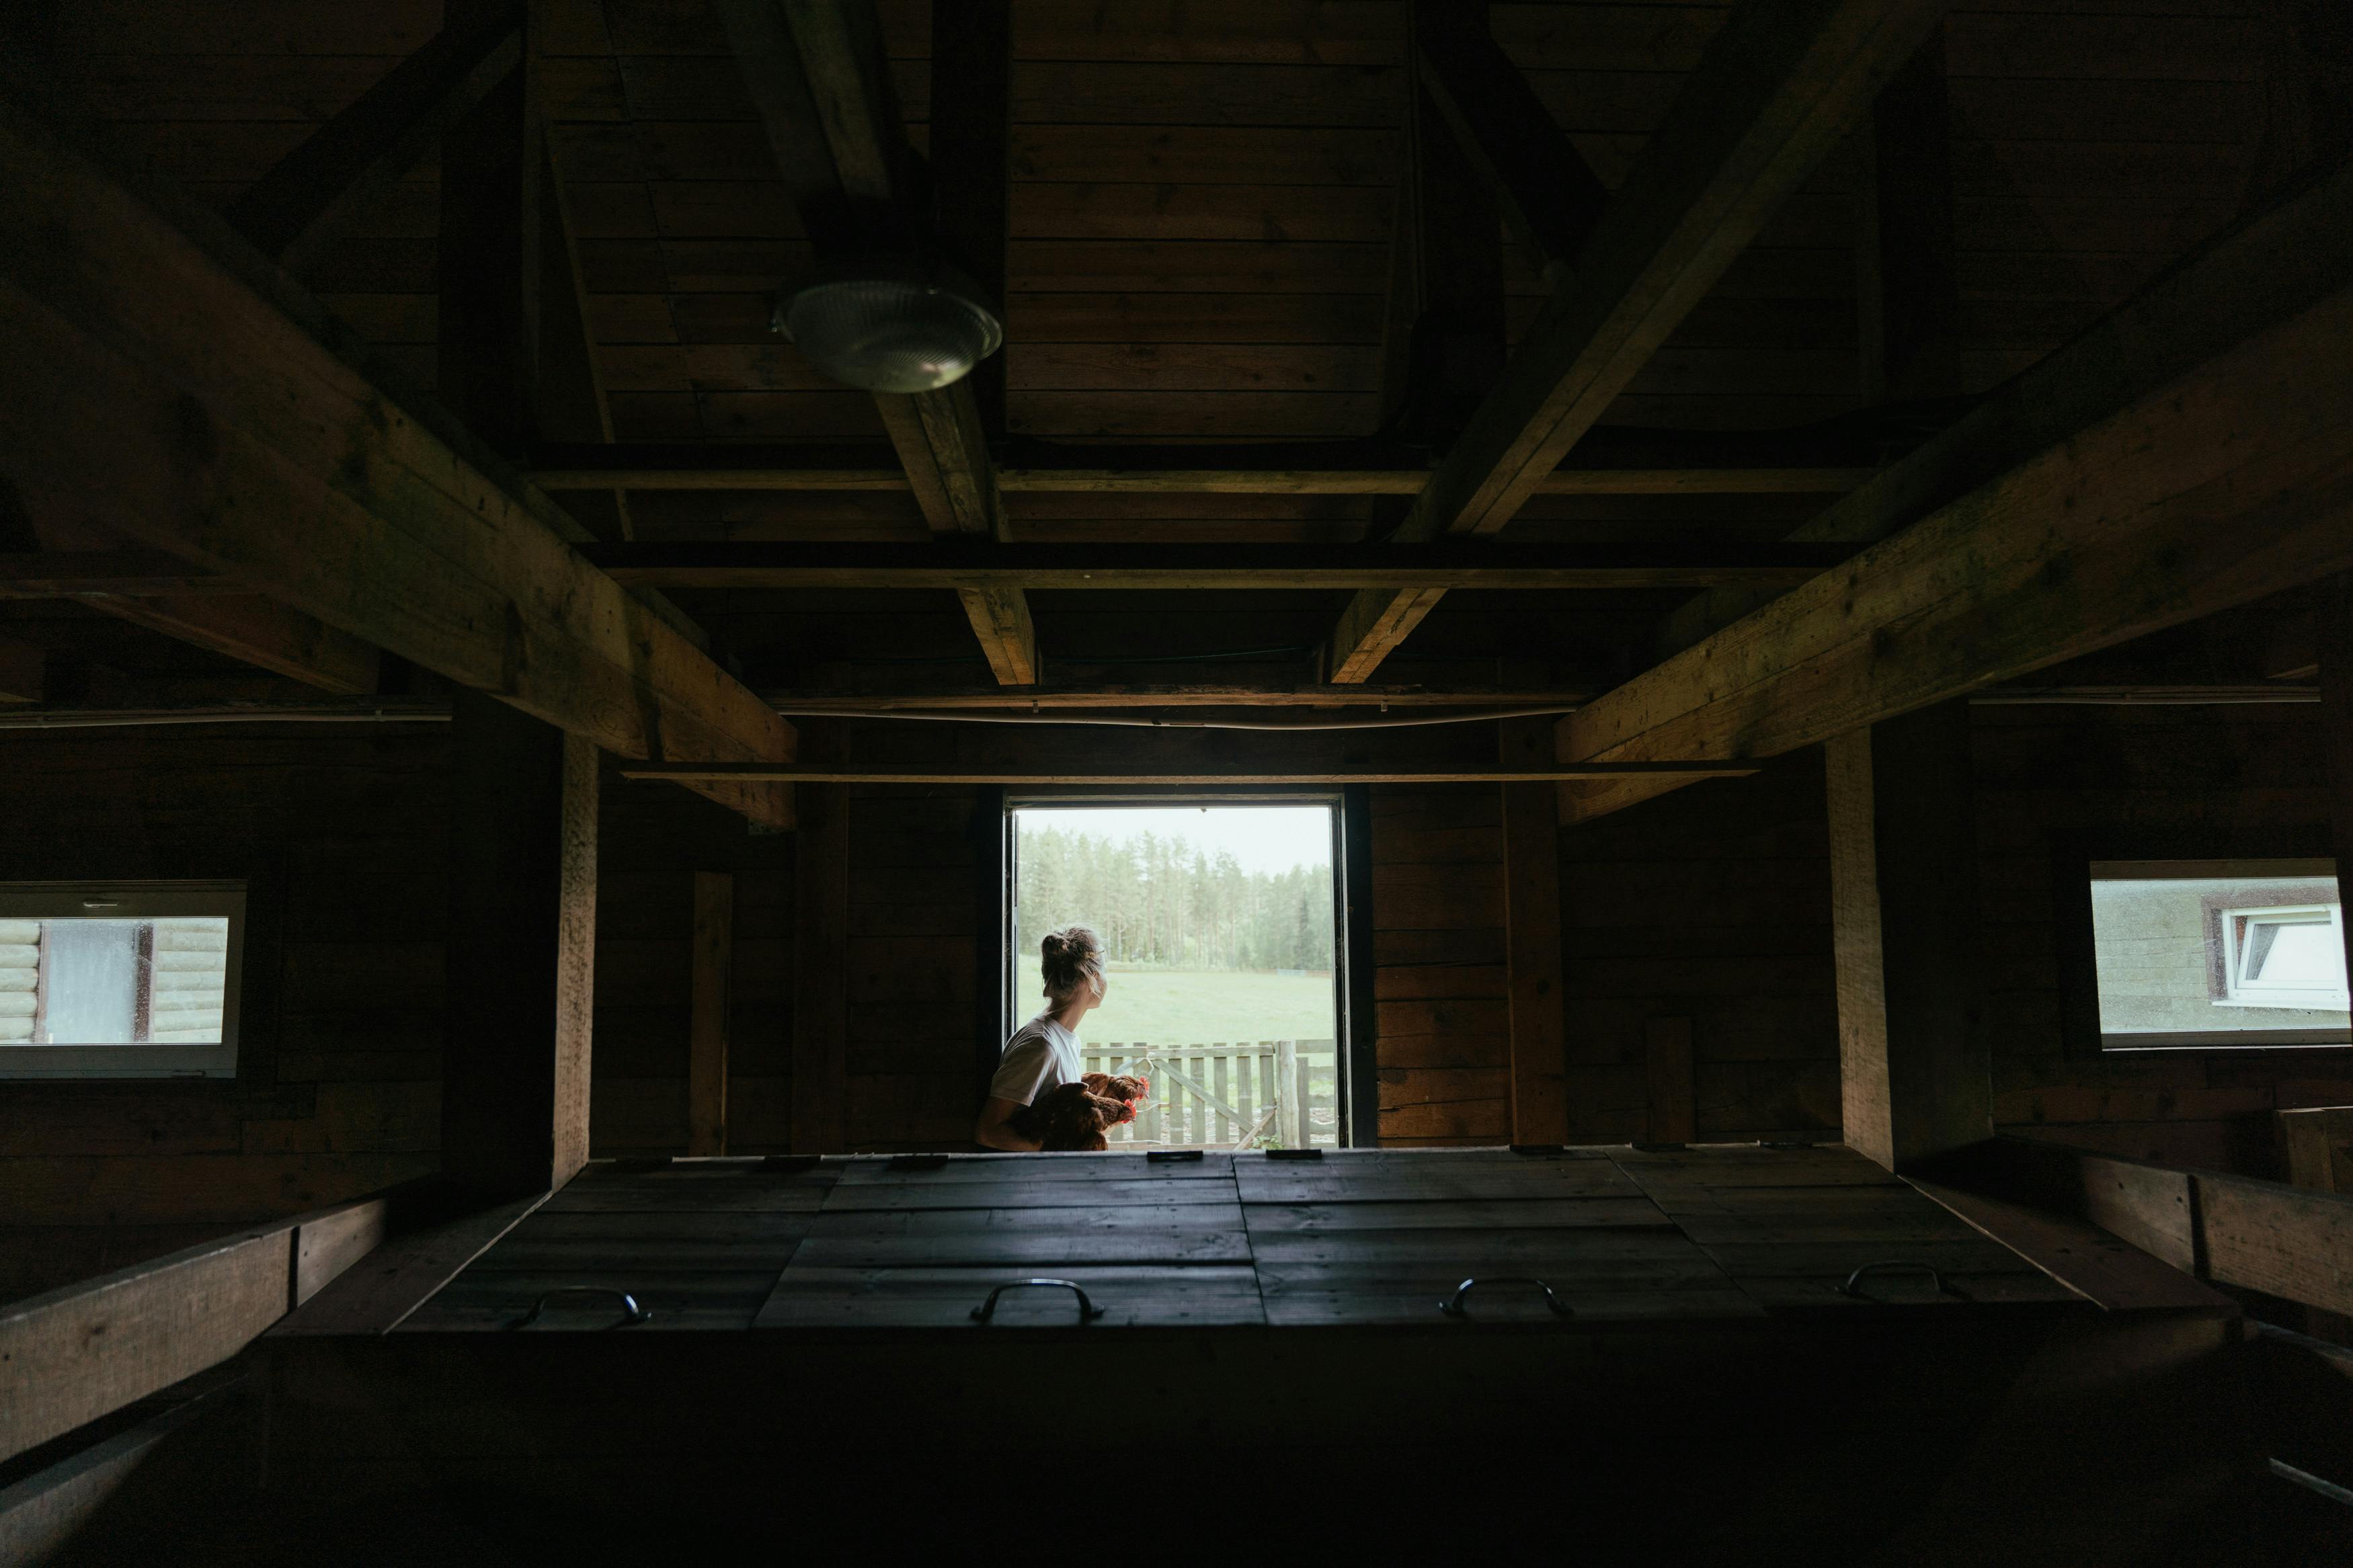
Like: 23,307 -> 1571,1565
2090,862 -> 2348,1048
0,886 -> 243,1077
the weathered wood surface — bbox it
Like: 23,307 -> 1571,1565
301,1150 -> 2135,1337
1905,1180 -> 2231,1313
758,1265 -> 1266,1327
539,1160 -> 837,1212
0,1366 -> 240,1567
1827,704 -> 1991,1172
1561,157 -> 2353,825
586,540 -> 1848,591
1,1194 -> 389,1460
687,871 -> 733,1158
0,98 -> 796,825
1931,1138 -> 2353,1317
273,1191 -> 552,1335
1326,0 -> 1951,681
629,761 -> 1756,786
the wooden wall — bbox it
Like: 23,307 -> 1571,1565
1976,704 -> 2353,1173
586,774 -> 795,1157
1370,787 -> 1511,1145
11,699 -> 2353,1302
0,726 -> 448,1301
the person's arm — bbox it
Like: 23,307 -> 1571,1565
973,1096 -> 1041,1153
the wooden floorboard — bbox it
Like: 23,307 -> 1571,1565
756,1266 -> 1266,1328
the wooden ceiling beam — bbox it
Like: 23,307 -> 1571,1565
1552,156 -> 2353,826
761,686 -> 1593,712
1324,0 -> 1953,684
526,444 -> 1879,497
623,762 -> 1760,786
586,540 -> 1847,592
716,0 -> 1033,685
0,96 -> 796,824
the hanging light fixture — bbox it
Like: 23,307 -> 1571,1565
774,257 -> 1003,395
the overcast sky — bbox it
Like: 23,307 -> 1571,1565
1015,804 -> 1334,877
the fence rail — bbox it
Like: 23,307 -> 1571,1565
1081,1040 -> 1339,1150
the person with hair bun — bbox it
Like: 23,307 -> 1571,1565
973,925 -> 1109,1151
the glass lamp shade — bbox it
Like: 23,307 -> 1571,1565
781,273 -> 1004,394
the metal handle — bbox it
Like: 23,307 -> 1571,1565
1837,1261 -> 1966,1301
1438,1276 -> 1573,1319
969,1278 -> 1105,1325
510,1286 -> 652,1329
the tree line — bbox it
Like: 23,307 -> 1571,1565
1016,825 -> 1336,973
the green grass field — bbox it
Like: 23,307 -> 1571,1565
1014,965 -> 1337,1047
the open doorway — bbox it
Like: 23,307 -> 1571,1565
1007,800 -> 1349,1149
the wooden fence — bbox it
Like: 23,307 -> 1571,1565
1081,1040 -> 1339,1149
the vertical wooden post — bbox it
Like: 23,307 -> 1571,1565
791,779 -> 849,1155
444,691 -> 597,1195
1644,1016 -> 1696,1143
2318,575 -> 2353,997
1277,1038 -> 1302,1149
1501,718 -> 1569,1144
688,870 -> 733,1157
1825,701 -> 1991,1171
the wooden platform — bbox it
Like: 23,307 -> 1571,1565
393,1143 -> 2079,1333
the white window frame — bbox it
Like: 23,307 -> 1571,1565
2216,901 -> 2347,1010
0,880 -> 245,1078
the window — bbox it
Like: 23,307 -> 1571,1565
2089,860 -> 2348,1049
2219,903 -> 2346,1010
1005,800 -> 1351,1148
0,881 -> 245,1077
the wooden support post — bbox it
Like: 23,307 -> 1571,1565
443,691 -> 597,1196
2320,575 -> 2353,999
791,772 -> 849,1155
688,870 -> 734,1157
1501,718 -> 1568,1145
1644,1016 -> 1697,1144
1825,701 -> 1989,1171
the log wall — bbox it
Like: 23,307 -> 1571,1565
0,727 -> 446,1301
10,699 -> 2353,1296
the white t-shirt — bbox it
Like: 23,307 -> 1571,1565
990,1012 -> 1081,1106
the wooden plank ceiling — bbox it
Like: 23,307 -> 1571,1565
6,0 -> 2287,707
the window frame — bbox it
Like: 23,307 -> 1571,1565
2085,858 -> 2348,1052
994,788 -> 1369,1147
0,879 -> 246,1078
2215,900 -> 2346,1010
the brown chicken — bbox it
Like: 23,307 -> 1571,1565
1011,1073 -> 1149,1151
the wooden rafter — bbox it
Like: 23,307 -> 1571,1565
584,540 -> 1849,592
1326,0 -> 1954,684
625,761 -> 1759,786
715,0 -> 1035,685
0,97 -> 796,825
526,445 -> 1880,498
1552,156 -> 2353,826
